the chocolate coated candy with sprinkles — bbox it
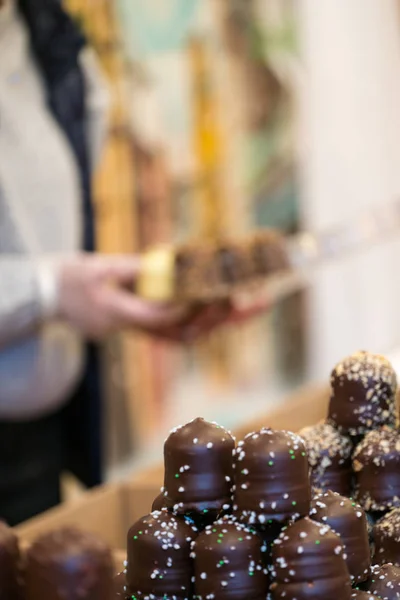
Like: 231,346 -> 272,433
192,518 -> 269,600
299,421 -> 353,496
25,528 -> 114,600
249,229 -> 290,278
163,418 -> 235,519
353,427 -> 400,512
358,563 -> 400,599
126,509 -> 197,600
270,516 -> 352,600
234,428 -> 311,525
216,241 -> 254,284
351,592 -> 377,599
374,509 -> 400,566
310,490 -> 370,584
328,351 -> 398,436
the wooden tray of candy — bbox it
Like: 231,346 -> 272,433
137,230 -> 289,303
137,199 -> 400,306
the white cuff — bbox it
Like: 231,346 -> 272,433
36,261 -> 60,320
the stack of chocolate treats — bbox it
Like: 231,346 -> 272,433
4,350 -> 400,599
117,350 -> 400,599
299,351 -> 399,502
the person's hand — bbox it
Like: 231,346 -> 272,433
56,254 -> 188,340
225,291 -> 270,325
145,293 -> 270,344
140,301 -> 233,343
54,253 -> 270,343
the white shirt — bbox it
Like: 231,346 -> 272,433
0,2 -> 109,419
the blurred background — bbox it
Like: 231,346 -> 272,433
60,0 -> 400,479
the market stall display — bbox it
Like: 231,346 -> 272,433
12,350 -> 400,598
114,349 -> 399,599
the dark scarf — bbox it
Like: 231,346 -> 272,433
17,0 -> 102,487
17,0 -> 95,251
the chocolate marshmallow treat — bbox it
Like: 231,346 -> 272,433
270,517 -> 352,600
351,592 -> 376,600
163,418 -> 235,520
359,563 -> 400,599
216,241 -> 254,285
192,518 -> 269,600
310,490 -> 370,584
25,528 -> 114,600
234,428 -> 311,525
299,421 -> 353,496
328,351 -> 397,436
0,521 -> 23,599
353,427 -> 400,512
126,509 -> 197,600
249,230 -> 290,278
374,509 -> 400,566
174,243 -> 219,300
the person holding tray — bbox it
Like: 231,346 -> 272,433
0,0 -> 269,526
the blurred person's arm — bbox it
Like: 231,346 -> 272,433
0,254 -> 189,349
0,252 -> 271,348
0,256 -> 56,348
0,251 -> 272,348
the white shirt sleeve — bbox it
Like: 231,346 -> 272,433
0,256 -> 60,349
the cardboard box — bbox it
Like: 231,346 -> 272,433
15,483 -> 144,573
15,483 -> 143,551
15,384 -> 329,555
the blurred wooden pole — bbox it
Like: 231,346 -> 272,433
187,36 -> 232,384
203,0 -> 268,386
